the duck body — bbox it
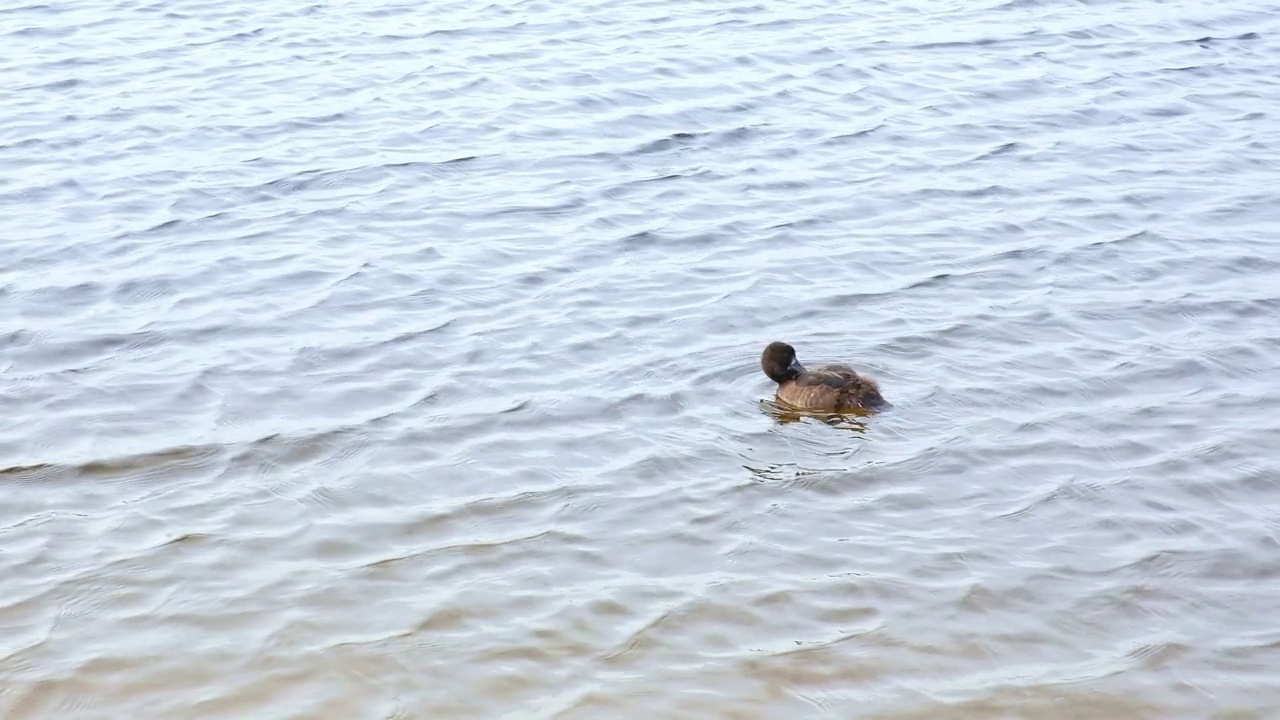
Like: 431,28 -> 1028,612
760,341 -> 886,413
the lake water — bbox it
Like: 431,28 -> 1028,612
3,0 -> 1280,717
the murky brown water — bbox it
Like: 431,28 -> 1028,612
4,0 -> 1280,717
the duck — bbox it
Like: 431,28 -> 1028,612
760,341 -> 887,413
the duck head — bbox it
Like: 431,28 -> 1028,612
761,341 -> 805,383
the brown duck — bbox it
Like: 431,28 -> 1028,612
761,341 -> 886,412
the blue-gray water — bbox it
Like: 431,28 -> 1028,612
3,0 -> 1280,717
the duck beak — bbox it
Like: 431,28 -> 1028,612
788,358 -> 805,374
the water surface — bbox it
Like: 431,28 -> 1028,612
3,0 -> 1280,717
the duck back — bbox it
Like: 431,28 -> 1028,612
777,364 -> 885,412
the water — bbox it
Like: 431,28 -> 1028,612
3,0 -> 1280,716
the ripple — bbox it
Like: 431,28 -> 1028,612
3,0 -> 1280,716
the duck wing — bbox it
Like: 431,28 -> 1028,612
794,364 -> 886,410
796,364 -> 861,387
